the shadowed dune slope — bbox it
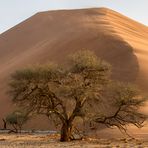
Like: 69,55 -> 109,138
0,8 -> 148,128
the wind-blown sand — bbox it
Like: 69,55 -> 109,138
0,8 -> 148,131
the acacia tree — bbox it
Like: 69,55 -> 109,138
9,50 -> 110,141
92,82 -> 147,135
6,110 -> 29,133
8,50 -> 147,141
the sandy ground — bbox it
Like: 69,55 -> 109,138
0,133 -> 148,148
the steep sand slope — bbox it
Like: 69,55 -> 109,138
0,8 -> 148,128
105,9 -> 148,90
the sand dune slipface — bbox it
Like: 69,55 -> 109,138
0,8 -> 148,128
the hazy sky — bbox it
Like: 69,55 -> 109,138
0,0 -> 148,33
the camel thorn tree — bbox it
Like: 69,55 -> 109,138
92,82 -> 147,136
8,50 -> 147,141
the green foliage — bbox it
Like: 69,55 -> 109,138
70,50 -> 103,70
6,110 -> 28,124
69,50 -> 111,82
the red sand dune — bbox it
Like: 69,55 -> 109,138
0,8 -> 148,129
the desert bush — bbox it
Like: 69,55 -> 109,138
6,110 -> 29,133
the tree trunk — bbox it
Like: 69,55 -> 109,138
2,119 -> 7,130
19,125 -> 22,133
12,124 -> 18,133
60,122 -> 72,142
